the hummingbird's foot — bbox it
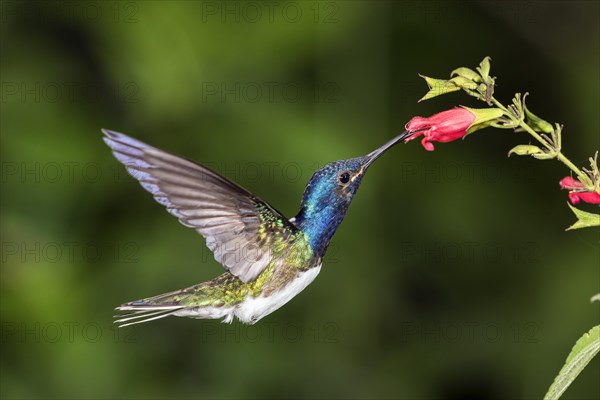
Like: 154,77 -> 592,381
222,314 -> 234,324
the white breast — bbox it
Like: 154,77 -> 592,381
234,265 -> 321,324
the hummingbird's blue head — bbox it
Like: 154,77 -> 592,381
293,131 -> 413,257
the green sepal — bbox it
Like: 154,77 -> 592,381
465,121 -> 492,134
532,153 -> 557,160
508,145 -> 544,157
565,203 -> 600,230
462,107 -> 504,134
450,76 -> 479,90
477,56 -> 492,79
465,107 -> 504,124
473,57 -> 495,104
524,105 -> 554,134
418,74 -> 460,102
451,67 -> 482,83
506,144 -> 556,160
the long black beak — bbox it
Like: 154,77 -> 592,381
362,130 -> 414,169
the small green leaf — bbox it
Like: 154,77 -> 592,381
508,144 -> 545,157
477,56 -> 492,79
451,67 -> 481,82
544,325 -> 600,400
418,74 -> 448,89
417,74 -> 460,101
566,203 -> 600,230
449,76 -> 479,90
524,105 -> 554,134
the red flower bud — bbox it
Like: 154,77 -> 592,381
559,176 -> 600,205
404,108 -> 476,151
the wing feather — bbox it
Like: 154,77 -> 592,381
102,129 -> 299,282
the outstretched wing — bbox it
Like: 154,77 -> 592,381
102,129 -> 299,282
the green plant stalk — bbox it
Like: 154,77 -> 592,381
491,98 -> 593,191
521,123 -> 588,185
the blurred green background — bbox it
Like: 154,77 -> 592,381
1,1 -> 599,399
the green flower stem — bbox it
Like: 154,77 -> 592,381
491,98 -> 592,191
519,123 -> 588,182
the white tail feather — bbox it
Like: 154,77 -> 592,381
114,306 -> 184,328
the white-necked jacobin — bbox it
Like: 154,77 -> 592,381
103,129 -> 413,327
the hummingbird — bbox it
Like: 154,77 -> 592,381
103,129 -> 413,327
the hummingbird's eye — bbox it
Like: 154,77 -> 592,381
337,171 -> 351,185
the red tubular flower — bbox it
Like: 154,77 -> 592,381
559,176 -> 600,205
404,108 -> 475,151
404,107 -> 503,151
